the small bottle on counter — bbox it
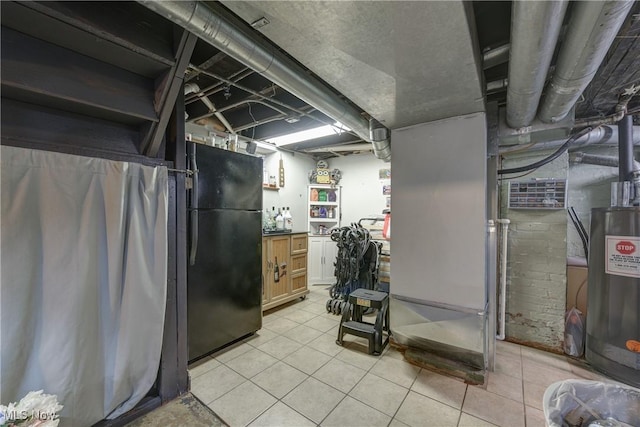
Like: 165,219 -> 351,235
269,207 -> 277,230
275,209 -> 284,230
284,207 -> 293,230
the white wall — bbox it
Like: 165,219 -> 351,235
262,150 -> 316,231
328,153 -> 390,225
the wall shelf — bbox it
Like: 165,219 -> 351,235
262,185 -> 280,191
308,184 -> 340,233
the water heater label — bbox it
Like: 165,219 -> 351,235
605,235 -> 640,278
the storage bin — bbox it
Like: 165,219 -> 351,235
543,379 -> 640,427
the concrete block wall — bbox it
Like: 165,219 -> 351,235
566,147 -> 620,258
499,151 -> 568,351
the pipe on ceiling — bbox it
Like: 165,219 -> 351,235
499,125 -> 640,154
538,0 -> 634,123
487,78 -> 508,95
506,0 -> 568,129
138,0 -> 391,161
306,143 -> 374,153
618,115 -> 635,182
570,152 -> 640,172
184,82 -> 235,133
482,43 -> 510,70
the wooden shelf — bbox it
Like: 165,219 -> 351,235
263,185 -> 279,191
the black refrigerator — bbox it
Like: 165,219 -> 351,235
187,142 -> 263,362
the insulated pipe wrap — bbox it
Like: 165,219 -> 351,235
499,126 -> 640,154
506,0 -> 568,129
619,115 -> 635,181
538,0 -> 634,123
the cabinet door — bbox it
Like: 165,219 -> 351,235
322,239 -> 338,282
308,238 -> 324,284
269,236 -> 291,303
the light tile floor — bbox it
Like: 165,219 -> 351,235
189,286 -> 614,427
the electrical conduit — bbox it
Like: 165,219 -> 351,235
496,219 -> 510,340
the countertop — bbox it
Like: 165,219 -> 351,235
262,230 -> 308,237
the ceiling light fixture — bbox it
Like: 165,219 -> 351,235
267,122 -> 350,146
253,140 -> 278,152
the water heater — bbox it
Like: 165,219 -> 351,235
586,207 -> 640,387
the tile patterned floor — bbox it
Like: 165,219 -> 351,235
189,286 -> 613,427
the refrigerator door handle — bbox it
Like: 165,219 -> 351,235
189,143 -> 199,266
189,209 -> 198,266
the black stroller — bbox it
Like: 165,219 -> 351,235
326,222 -> 383,315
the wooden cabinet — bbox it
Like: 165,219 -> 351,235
262,233 -> 309,311
308,236 -> 338,285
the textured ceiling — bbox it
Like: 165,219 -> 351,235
221,0 -> 485,130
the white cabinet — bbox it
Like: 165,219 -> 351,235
307,184 -> 340,236
307,184 -> 340,285
308,236 -> 338,285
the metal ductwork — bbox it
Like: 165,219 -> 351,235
506,0 -> 567,129
369,118 -> 392,162
138,0 -> 392,161
538,1 -> 634,123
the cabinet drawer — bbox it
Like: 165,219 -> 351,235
291,273 -> 307,293
291,254 -> 307,273
291,234 -> 308,254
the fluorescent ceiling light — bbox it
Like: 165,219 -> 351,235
267,122 -> 350,146
253,140 -> 278,152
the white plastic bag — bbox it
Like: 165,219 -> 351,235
564,307 -> 585,357
543,380 -> 640,427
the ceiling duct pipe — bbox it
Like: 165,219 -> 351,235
482,43 -> 510,70
538,1 -> 634,123
487,78 -> 508,95
499,125 -> 640,154
307,143 -> 374,153
506,0 -> 568,129
618,115 -> 635,182
370,118 -> 392,162
138,0 -> 391,161
570,152 -> 640,172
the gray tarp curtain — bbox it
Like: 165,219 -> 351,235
1,146 -> 168,426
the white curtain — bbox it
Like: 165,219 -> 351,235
1,146 -> 168,426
